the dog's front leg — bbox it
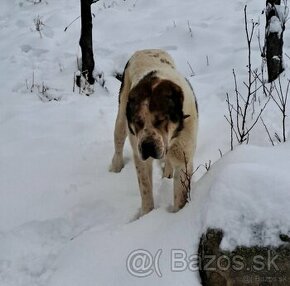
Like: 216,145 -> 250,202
163,157 -> 173,178
133,154 -> 154,215
173,160 -> 193,212
110,105 -> 127,173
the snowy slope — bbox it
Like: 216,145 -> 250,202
0,0 -> 290,285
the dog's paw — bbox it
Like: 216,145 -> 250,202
109,154 -> 124,173
167,204 -> 185,213
141,208 -> 153,216
130,207 -> 153,221
167,205 -> 178,213
141,204 -> 154,216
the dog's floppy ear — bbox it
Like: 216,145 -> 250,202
126,81 -> 151,135
126,98 -> 135,135
166,82 -> 184,124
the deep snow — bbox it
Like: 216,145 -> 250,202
0,0 -> 290,285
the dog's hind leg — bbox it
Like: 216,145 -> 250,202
133,154 -> 154,215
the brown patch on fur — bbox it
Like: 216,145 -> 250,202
126,77 -> 185,137
160,58 -> 174,68
126,71 -> 158,134
151,80 -> 185,133
144,50 -> 160,58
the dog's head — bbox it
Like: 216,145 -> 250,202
126,74 -> 188,161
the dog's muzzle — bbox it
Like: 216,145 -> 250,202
140,139 -> 163,160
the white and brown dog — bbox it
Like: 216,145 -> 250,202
110,49 -> 198,215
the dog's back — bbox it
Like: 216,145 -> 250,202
126,49 -> 176,87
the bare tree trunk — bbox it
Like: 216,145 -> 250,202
79,0 -> 95,85
264,0 -> 285,82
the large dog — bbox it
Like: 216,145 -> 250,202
110,49 -> 198,215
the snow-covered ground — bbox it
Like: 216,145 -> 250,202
1,0 -> 290,285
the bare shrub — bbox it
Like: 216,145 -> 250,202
26,72 -> 61,102
225,6 -> 270,150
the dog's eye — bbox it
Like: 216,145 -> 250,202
154,118 -> 165,128
134,119 -> 144,129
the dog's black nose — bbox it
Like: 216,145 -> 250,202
141,140 -> 158,160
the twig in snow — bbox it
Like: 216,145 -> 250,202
187,61 -> 195,77
260,117 -> 275,146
